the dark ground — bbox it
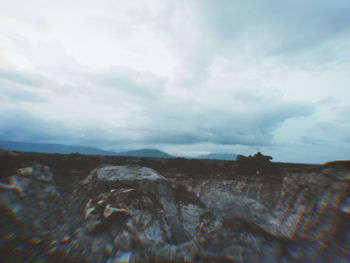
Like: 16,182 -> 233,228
0,149 -> 349,262
0,149 -> 335,190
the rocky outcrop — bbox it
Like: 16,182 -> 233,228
0,164 -> 349,262
275,168 -> 350,261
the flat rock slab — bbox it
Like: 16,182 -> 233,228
83,166 -> 167,183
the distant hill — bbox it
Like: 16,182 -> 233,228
0,141 -> 174,158
116,149 -> 173,158
0,140 -> 117,155
197,153 -> 238,160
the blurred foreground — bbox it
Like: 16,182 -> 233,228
0,151 -> 349,262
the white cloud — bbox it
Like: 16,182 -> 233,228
0,0 -> 349,163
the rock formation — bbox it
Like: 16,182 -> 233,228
0,163 -> 349,262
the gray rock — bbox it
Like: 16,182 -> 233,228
0,164 -> 349,262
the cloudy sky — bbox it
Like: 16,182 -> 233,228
1,0 -> 350,163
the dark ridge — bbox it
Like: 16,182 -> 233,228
323,160 -> 350,170
0,140 -> 117,155
197,153 -> 238,160
0,141 -> 175,159
116,149 -> 173,158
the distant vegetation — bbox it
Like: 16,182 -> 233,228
0,150 -> 329,186
236,152 -> 279,175
198,153 -> 238,160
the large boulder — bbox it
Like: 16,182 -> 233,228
1,164 -> 349,262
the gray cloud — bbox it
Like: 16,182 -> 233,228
0,86 -> 46,103
94,67 -> 165,99
0,68 -> 46,103
0,0 -> 349,163
0,68 -> 43,87
199,0 -> 350,57
0,110 -> 65,142
0,94 -> 315,151
0,109 -> 125,148
141,97 -> 315,146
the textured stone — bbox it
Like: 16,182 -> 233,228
0,164 -> 349,262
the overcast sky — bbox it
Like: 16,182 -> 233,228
1,0 -> 350,163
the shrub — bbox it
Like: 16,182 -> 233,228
236,152 -> 276,175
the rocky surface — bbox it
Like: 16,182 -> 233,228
0,163 -> 349,262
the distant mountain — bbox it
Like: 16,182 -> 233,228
0,141 -> 174,158
0,140 -> 117,155
116,149 -> 173,158
197,153 -> 238,160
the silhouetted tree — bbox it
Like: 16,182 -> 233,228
236,152 -> 276,175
